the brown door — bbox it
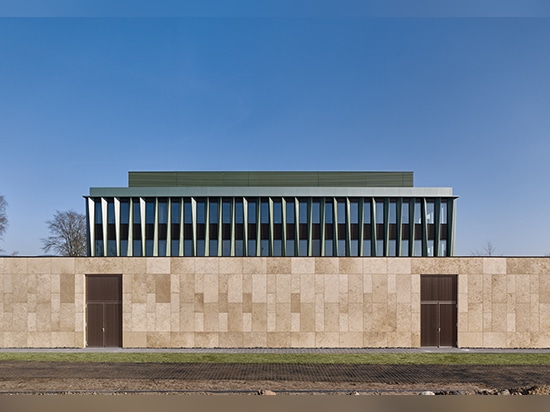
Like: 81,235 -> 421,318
86,275 -> 122,347
421,275 -> 457,347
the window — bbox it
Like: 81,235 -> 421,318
299,239 -> 308,256
171,200 -> 180,224
375,201 -> 384,224
158,239 -> 167,256
171,239 -> 179,256
439,239 -> 447,256
414,202 -> 422,224
146,239 -> 154,256
95,201 -> 102,224
133,239 -> 142,256
440,201 -> 448,224
196,239 -> 205,256
414,239 -> 422,256
273,239 -> 282,256
235,239 -> 244,256
261,239 -> 269,256
286,200 -> 295,224
363,239 -> 371,256
376,239 -> 384,256
273,200 -> 282,224
121,239 -> 128,256
325,201 -> 333,224
426,201 -> 435,224
337,239 -> 346,256
311,200 -> 320,224
184,239 -> 193,256
299,200 -> 308,224
325,239 -> 333,256
146,200 -> 155,224
401,201 -> 409,224
261,200 -> 269,224
389,201 -> 396,224
222,239 -> 231,256
133,200 -> 141,224
120,200 -> 129,224
107,239 -> 116,256
350,239 -> 358,256
349,200 -> 359,224
209,200 -> 219,224
184,201 -> 192,223
235,200 -> 244,224
196,200 -> 206,224
107,200 -> 115,224
209,239 -> 218,256
158,200 -> 167,224
401,239 -> 409,256
222,200 -> 231,224
337,201 -> 346,224
363,200 -> 371,224
95,240 -> 104,256
312,239 -> 321,256
248,239 -> 257,256
248,200 -> 257,224
286,239 -> 295,256
427,239 -> 434,256
388,239 -> 396,256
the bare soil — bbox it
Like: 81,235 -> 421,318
2,361 -> 550,395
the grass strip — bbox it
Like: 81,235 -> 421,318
1,352 -> 550,365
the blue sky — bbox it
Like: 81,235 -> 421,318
1,6 -> 550,256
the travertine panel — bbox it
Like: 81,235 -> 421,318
387,258 -> 411,275
363,258 -> 387,274
147,258 -> 170,274
291,258 -> 315,274
315,258 -> 338,274
267,258 -> 291,275
483,258 -> 507,275
193,258 -> 216,275
339,258 -> 362,274
155,275 -> 171,303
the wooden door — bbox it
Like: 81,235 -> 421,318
420,275 -> 457,347
86,275 -> 122,347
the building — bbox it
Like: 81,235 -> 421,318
7,172 -> 546,349
85,171 -> 457,258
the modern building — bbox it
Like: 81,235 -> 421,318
85,171 -> 457,258
3,173 -> 550,350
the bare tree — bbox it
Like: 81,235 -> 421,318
0,195 -> 7,240
471,241 -> 497,256
42,210 -> 87,256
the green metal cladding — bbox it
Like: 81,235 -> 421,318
128,171 -> 414,188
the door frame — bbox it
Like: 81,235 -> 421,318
420,274 -> 457,348
85,274 -> 123,348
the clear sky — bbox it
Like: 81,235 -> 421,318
1,4 -> 550,256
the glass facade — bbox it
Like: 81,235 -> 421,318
86,196 -> 456,257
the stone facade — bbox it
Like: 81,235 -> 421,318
1,257 -> 549,348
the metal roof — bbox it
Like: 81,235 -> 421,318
128,171 -> 415,188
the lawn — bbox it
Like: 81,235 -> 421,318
1,352 -> 550,365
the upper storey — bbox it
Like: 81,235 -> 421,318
127,171 -> 414,188
90,171 -> 454,199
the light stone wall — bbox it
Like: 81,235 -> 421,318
1,257 -> 550,348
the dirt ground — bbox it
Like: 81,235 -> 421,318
0,377 -> 492,395
2,361 -> 550,395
